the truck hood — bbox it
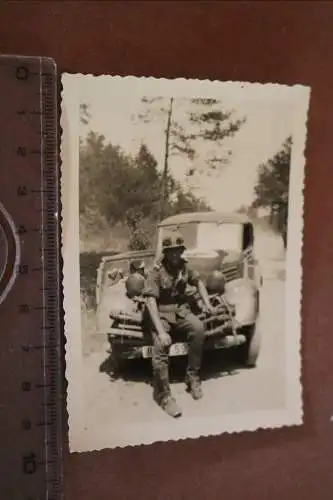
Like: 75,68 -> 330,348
96,279 -> 139,334
100,248 -> 155,265
97,249 -> 155,296
96,247 -> 243,333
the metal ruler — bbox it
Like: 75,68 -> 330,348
0,55 -> 62,500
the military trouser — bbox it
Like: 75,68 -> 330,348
150,312 -> 205,404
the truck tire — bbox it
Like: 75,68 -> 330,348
109,343 -> 125,376
237,322 -> 261,368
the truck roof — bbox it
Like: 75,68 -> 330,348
158,211 -> 250,227
98,212 -> 250,266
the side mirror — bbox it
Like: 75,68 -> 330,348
108,268 -> 124,280
108,270 -> 118,280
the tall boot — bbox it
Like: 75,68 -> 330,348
152,364 -> 182,418
185,319 -> 204,400
185,336 -> 204,400
185,370 -> 203,400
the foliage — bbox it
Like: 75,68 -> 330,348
136,96 -> 245,168
80,103 -> 91,125
79,133 -> 210,252
252,136 -> 292,247
187,98 -> 246,167
79,103 -> 212,304
135,97 -> 245,218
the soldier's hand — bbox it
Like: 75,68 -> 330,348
202,305 -> 215,317
209,305 -> 218,316
158,332 -> 172,348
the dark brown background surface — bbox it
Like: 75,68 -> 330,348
1,1 -> 333,499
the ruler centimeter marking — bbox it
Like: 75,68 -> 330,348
0,56 -> 62,500
41,62 -> 62,500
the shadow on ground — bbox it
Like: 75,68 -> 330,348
99,347 -> 250,388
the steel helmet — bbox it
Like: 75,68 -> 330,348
125,272 -> 145,299
206,270 -> 226,295
162,229 -> 185,251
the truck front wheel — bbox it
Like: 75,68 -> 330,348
236,322 -> 261,368
107,342 -> 127,377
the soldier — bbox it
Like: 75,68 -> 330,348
142,230 -> 214,418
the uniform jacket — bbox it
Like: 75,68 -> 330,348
143,257 -> 200,322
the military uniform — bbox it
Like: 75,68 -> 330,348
143,252 -> 205,411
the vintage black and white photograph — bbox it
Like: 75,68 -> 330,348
61,74 -> 310,452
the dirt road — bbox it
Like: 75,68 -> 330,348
80,256 -> 286,437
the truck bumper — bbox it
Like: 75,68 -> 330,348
108,329 -> 247,360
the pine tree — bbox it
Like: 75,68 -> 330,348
135,97 -> 245,218
253,136 -> 292,248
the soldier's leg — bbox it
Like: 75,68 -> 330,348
176,312 -> 205,399
151,318 -> 170,402
151,319 -> 182,417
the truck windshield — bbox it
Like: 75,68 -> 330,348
197,222 -> 242,252
160,222 -> 242,252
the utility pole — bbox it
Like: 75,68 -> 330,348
159,97 -> 173,221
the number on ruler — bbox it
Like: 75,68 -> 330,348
19,304 -> 30,314
17,146 -> 27,157
22,453 -> 37,475
17,224 -> 27,235
16,66 -> 29,81
21,345 -> 32,353
22,419 -> 32,431
17,186 -> 28,196
21,381 -> 31,392
17,265 -> 29,275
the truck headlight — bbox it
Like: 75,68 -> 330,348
224,280 -> 257,326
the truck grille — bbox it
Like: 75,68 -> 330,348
222,262 -> 243,282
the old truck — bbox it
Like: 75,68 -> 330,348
95,211 -> 263,371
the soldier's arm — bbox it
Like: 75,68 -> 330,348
188,266 -> 213,312
145,297 -> 169,341
197,280 -> 214,312
143,269 -> 171,344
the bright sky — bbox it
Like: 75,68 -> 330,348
78,77 -> 295,211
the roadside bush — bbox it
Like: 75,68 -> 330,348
80,251 -> 118,310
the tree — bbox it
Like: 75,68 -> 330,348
79,133 -> 211,252
131,143 -> 162,221
187,98 -> 245,166
135,97 -> 245,218
252,136 -> 292,248
165,184 -> 210,217
80,103 -> 91,125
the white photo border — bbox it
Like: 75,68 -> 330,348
61,74 -> 310,452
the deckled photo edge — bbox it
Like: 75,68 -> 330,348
60,73 -> 310,452
60,75 -> 86,451
284,85 -> 310,419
